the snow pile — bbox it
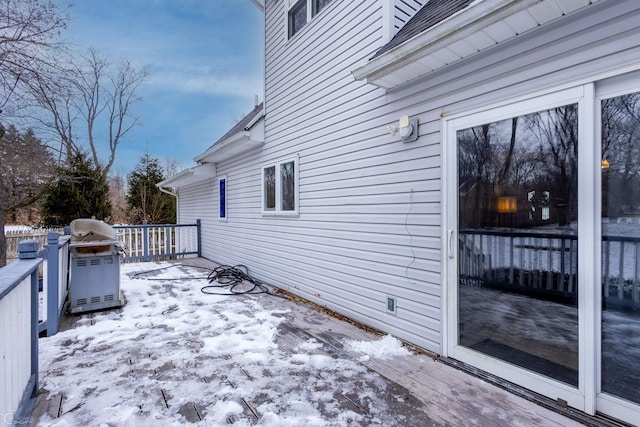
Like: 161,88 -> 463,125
346,335 -> 411,362
35,262 -> 416,426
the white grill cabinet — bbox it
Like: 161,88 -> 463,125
68,219 -> 124,314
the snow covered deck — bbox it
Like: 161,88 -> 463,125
29,259 -> 585,426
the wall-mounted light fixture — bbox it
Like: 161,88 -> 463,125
388,115 -> 418,142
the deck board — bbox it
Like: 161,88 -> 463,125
28,258 -> 606,426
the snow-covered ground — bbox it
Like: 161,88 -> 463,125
35,262 -> 414,427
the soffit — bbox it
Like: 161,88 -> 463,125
352,0 -> 598,90
156,163 -> 217,189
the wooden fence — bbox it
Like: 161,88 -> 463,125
5,229 -> 63,263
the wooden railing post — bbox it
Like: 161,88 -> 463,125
46,232 -> 61,337
142,220 -> 149,262
196,219 -> 202,258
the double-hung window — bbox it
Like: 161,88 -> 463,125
287,0 -> 333,38
262,157 -> 299,216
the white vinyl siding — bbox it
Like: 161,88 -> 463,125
383,0 -> 429,43
393,0 -> 427,33
240,0 -> 442,352
175,0 -> 640,358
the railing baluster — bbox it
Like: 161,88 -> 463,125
459,233 -> 466,277
519,236 -> 524,287
568,238 -> 575,293
560,237 -> 566,292
547,237 -> 553,290
603,240 -> 609,297
618,241 -> 625,300
479,234 -> 484,280
509,235 -> 514,285
635,241 -> 640,303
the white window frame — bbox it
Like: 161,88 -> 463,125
286,0 -> 333,39
261,155 -> 299,216
218,175 -> 227,221
443,85 -> 589,412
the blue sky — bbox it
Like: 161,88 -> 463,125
56,0 -> 264,175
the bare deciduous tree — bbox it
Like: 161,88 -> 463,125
0,0 -> 67,117
108,172 -> 128,224
0,0 -> 67,266
164,158 -> 186,178
30,49 -> 147,178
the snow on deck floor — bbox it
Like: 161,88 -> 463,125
30,261 -> 584,427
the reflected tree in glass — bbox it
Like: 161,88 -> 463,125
280,161 -> 295,211
264,166 -> 275,211
601,91 -> 640,404
457,104 -> 579,386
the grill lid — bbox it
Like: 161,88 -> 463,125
70,218 -> 116,242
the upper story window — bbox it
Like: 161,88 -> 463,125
313,0 -> 332,14
288,0 -> 333,39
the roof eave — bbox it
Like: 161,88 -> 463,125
352,0 -> 540,88
193,111 -> 265,164
244,107 -> 265,130
194,131 -> 249,163
156,163 -> 217,189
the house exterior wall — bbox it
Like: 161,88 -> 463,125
176,180 -> 216,256
393,0 -> 428,32
383,0 -> 429,43
180,0 -> 444,353
176,0 -> 640,358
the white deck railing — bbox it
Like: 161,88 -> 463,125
460,229 -> 640,309
114,220 -> 201,262
0,250 -> 41,426
39,233 -> 71,337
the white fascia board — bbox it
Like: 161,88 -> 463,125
156,163 -> 217,189
193,114 -> 265,163
194,131 -> 249,163
351,0 -> 540,86
245,107 -> 265,131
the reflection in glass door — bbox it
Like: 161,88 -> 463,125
457,104 -> 580,386
600,90 -> 640,405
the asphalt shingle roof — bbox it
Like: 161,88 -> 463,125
372,0 -> 473,59
207,102 -> 264,150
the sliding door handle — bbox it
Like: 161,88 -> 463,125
448,229 -> 454,259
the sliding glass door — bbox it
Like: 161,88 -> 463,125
446,76 -> 640,424
457,103 -> 580,384
446,88 -> 585,408
597,75 -> 640,422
